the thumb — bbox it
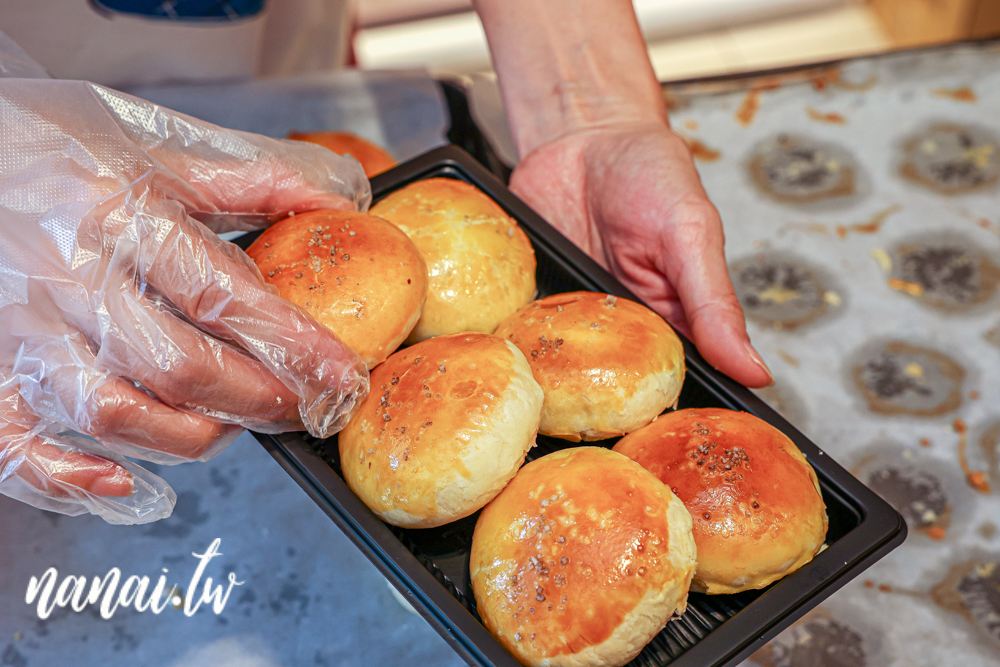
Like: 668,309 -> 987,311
0,379 -> 175,524
655,200 -> 774,389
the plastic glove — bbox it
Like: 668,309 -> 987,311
0,61 -> 371,524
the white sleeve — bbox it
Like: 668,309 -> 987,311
0,0 -> 351,87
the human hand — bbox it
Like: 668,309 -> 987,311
509,122 -> 773,388
0,77 -> 371,524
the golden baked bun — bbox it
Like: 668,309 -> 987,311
369,178 -> 536,342
246,210 -> 427,369
494,292 -> 685,441
471,447 -> 696,667
613,408 -> 828,595
287,131 -> 397,177
339,333 -> 543,528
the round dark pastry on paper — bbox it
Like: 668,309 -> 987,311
614,408 -> 828,595
747,134 -> 858,204
338,332 -> 543,529
850,442 -> 964,540
850,340 -> 965,417
899,123 -> 1000,195
932,559 -> 1000,650
985,421 -> 1000,485
866,464 -> 949,534
370,178 -> 537,342
470,447 -> 696,667
887,234 -> 1000,312
287,130 -> 397,177
730,253 -> 840,329
770,616 -> 869,667
494,292 -> 685,441
246,210 -> 427,369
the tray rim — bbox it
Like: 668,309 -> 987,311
248,144 -> 906,667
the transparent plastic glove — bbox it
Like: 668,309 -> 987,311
0,67 -> 371,523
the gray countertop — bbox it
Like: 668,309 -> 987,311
0,432 -> 465,667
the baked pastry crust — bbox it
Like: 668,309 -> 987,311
495,292 -> 685,441
339,333 -> 543,528
287,130 -> 397,177
471,447 -> 696,667
614,408 -> 828,594
370,178 -> 536,342
246,210 -> 427,369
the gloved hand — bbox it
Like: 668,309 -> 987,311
0,61 -> 371,524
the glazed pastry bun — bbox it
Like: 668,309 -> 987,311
370,178 -> 536,342
287,130 -> 397,177
339,333 -> 543,528
494,292 -> 685,441
471,447 -> 696,667
614,408 -> 828,595
246,210 -> 428,369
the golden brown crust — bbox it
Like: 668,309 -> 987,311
246,210 -> 427,369
370,178 -> 537,341
471,447 -> 696,667
287,131 -> 397,177
614,408 -> 828,594
494,292 -> 685,441
339,333 -> 543,528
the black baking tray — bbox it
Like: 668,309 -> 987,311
240,144 -> 906,667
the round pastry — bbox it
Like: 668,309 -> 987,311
369,178 -> 536,342
339,332 -> 543,528
494,292 -> 685,441
471,447 -> 696,667
287,130 -> 397,177
613,408 -> 828,595
899,123 -> 1000,195
746,134 -> 858,204
246,210 -> 427,368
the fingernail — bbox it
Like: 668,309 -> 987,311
745,342 -> 775,387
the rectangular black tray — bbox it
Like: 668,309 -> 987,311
242,144 -> 906,667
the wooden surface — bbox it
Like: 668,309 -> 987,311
870,0 -> 1000,47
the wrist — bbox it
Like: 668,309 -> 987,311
512,86 -> 668,154
475,0 -> 667,157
